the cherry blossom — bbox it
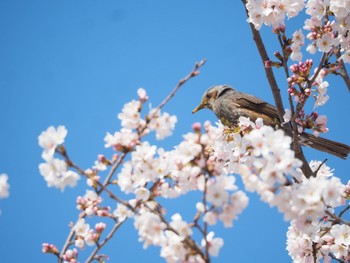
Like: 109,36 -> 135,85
201,231 -> 224,257
245,0 -> 305,30
113,203 -> 133,222
117,100 -> 141,129
38,125 -> 67,160
148,109 -> 177,140
137,87 -> 148,102
134,210 -> 166,248
39,158 -> 80,191
38,59 -> 350,263
0,174 -> 10,198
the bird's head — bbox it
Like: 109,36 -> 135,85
192,85 -> 233,114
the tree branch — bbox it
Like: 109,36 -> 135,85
241,0 -> 313,177
336,51 -> 350,92
150,59 -> 206,119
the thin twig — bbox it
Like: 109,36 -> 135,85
151,59 -> 206,118
85,219 -> 126,263
314,158 -> 328,176
58,149 -> 132,209
290,53 -> 327,178
326,210 -> 350,226
338,204 -> 350,218
309,53 -> 327,87
59,219 -> 79,263
101,153 -> 127,192
202,175 -> 210,262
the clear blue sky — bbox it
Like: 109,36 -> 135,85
0,1 -> 349,262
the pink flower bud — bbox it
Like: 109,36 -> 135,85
192,122 -> 201,132
264,60 -> 272,68
95,222 -> 106,232
42,243 -> 59,254
290,64 -> 299,73
98,154 -> 106,162
274,51 -> 283,61
278,25 -> 285,33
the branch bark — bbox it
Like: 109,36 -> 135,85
336,51 -> 350,92
241,0 -> 313,177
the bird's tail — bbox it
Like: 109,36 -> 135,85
300,132 -> 350,159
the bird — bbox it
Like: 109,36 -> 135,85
192,85 -> 350,159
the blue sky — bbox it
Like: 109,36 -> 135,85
0,1 -> 349,262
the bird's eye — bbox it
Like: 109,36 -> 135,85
206,93 -> 211,99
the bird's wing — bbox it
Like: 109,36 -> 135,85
233,92 -> 279,120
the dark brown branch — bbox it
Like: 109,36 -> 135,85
336,51 -> 350,92
314,159 -> 327,176
329,253 -> 346,263
244,15 -> 286,123
241,0 -> 313,177
338,204 -> 350,218
326,210 -> 350,226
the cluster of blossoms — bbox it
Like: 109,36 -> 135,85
108,109 -> 250,260
43,243 -> 78,263
287,218 -> 350,262
40,87 -> 349,263
73,219 -> 106,249
286,59 -> 329,135
291,29 -> 305,61
0,173 -> 10,199
40,88 -> 249,262
76,190 -> 110,217
246,0 -> 350,63
304,0 -> 350,61
245,0 -> 305,30
247,1 -> 350,137
62,248 -> 79,263
205,117 -> 349,262
38,126 -> 80,191
133,205 -> 225,262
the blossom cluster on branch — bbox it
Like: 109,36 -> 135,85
38,86 -> 349,262
244,1 -> 350,262
36,1 -> 350,262
247,0 -> 350,137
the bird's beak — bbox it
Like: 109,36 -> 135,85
192,103 -> 205,114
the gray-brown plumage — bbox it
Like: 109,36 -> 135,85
192,85 -> 350,159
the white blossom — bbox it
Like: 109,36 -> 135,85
118,100 -> 141,129
0,174 -> 10,198
201,232 -> 224,257
38,125 -> 67,160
